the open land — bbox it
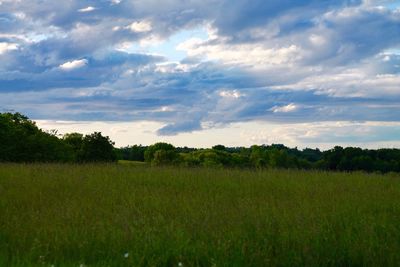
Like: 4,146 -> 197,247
0,164 -> 400,266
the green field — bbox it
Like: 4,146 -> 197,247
0,164 -> 400,266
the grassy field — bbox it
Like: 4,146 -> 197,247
0,164 -> 399,266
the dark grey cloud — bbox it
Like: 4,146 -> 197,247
300,6 -> 400,65
213,0 -> 362,41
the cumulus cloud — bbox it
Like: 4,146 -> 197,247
59,59 -> 88,70
78,6 -> 97,13
126,21 -> 152,33
0,42 -> 19,54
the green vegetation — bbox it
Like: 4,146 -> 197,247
2,112 -> 400,173
0,113 -> 116,163
1,164 -> 400,266
0,113 -> 73,162
119,143 -> 400,173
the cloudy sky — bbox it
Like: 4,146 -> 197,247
1,0 -> 400,149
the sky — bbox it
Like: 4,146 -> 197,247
1,0 -> 400,149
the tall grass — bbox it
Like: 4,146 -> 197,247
0,164 -> 399,266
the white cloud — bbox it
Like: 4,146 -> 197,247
59,59 -> 88,71
282,69 -> 400,98
110,0 -> 122,5
309,34 -> 326,46
270,103 -> 298,113
178,36 -> 303,69
14,12 -> 26,19
219,90 -> 243,99
126,21 -> 153,33
158,106 -> 175,112
78,6 -> 97,13
114,41 -> 134,52
0,42 -> 19,54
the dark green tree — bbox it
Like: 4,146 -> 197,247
78,132 -> 116,162
0,112 -> 73,162
212,145 -> 226,151
116,145 -> 146,161
63,133 -> 84,161
250,145 -> 268,168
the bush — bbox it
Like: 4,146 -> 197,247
144,143 -> 178,165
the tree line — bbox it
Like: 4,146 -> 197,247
0,113 -> 116,163
118,143 -> 400,173
1,112 -> 400,173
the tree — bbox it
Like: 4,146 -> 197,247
323,146 -> 344,170
269,149 -> 290,168
63,133 -> 84,161
152,149 -> 179,166
212,145 -> 226,151
0,112 -> 73,162
144,142 -> 177,165
250,145 -> 268,168
116,145 -> 146,161
78,132 -> 116,162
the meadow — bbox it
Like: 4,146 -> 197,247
0,164 -> 399,266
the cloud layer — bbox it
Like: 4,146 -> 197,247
1,0 -> 400,146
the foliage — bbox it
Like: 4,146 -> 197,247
212,144 -> 226,151
63,132 -> 83,161
0,112 -> 73,162
78,132 -> 117,162
116,145 -> 146,161
144,142 -> 178,165
0,113 -> 116,163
